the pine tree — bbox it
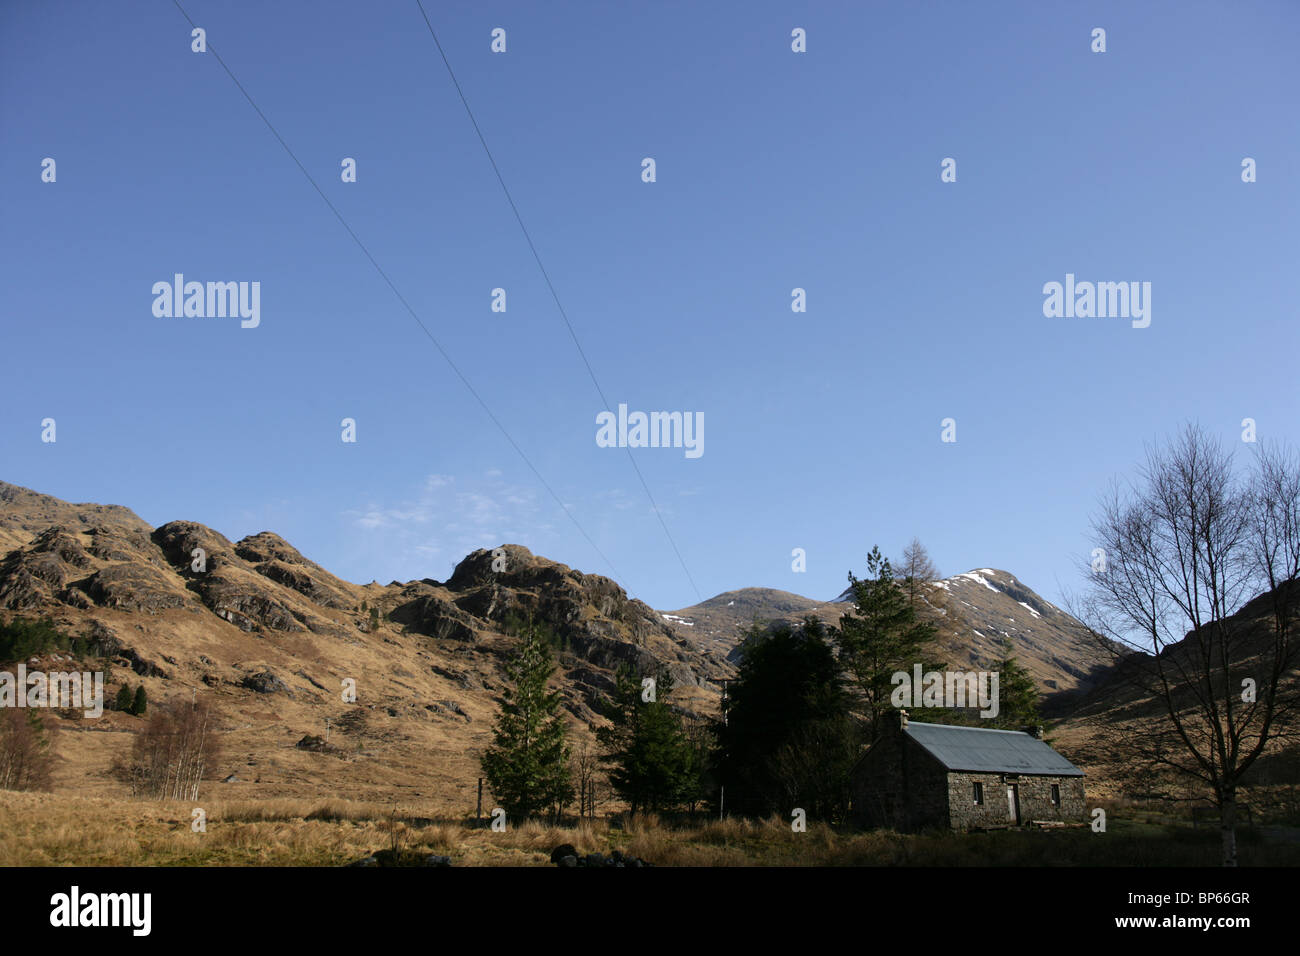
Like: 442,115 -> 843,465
116,684 -> 134,714
839,545 -> 942,741
480,620 -> 573,821
132,685 -> 147,717
597,664 -> 699,814
993,655 -> 1040,730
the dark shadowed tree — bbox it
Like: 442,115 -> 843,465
715,617 -> 858,819
993,655 -> 1041,730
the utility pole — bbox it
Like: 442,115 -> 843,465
476,777 -> 484,822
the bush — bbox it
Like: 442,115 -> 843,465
0,616 -> 72,664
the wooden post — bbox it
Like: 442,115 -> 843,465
719,679 -> 729,819
476,777 -> 483,821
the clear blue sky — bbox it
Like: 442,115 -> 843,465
3,0 -> 1297,612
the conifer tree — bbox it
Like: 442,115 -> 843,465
597,664 -> 699,814
993,655 -> 1040,730
897,537 -> 940,608
132,685 -> 147,717
115,684 -> 134,714
839,546 -> 941,741
480,620 -> 573,821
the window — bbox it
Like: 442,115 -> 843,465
1050,784 -> 1061,806
973,782 -> 984,805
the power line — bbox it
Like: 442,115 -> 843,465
170,0 -> 635,597
413,1 -> 703,603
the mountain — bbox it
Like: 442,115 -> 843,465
664,569 -> 1113,696
911,568 -> 1113,695
0,480 -> 727,805
660,588 -> 830,662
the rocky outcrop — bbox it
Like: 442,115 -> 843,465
236,532 -> 355,610
389,586 -> 480,643
80,563 -> 197,613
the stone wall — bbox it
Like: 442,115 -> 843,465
851,729 -> 949,831
947,772 -> 1086,829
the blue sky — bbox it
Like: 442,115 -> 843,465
3,0 -> 1297,612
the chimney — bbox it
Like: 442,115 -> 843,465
896,708 -> 909,731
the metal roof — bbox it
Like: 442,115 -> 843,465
905,721 -> 1084,776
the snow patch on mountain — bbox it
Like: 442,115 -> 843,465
958,571 -> 1001,593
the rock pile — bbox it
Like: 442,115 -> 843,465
548,844 -> 653,868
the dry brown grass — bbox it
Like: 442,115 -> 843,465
3,791 -> 1299,867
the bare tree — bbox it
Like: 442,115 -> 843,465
897,537 -> 940,608
1078,425 -> 1300,865
116,698 -> 222,800
573,740 -> 602,819
0,709 -> 55,792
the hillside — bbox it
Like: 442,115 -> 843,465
913,569 -> 1113,695
0,480 -> 728,808
1047,582 -> 1300,801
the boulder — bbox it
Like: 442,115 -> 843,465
549,844 -> 579,864
242,671 -> 290,695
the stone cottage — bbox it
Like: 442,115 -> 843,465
850,710 -> 1085,831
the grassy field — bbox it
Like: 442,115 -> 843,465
2,792 -> 1298,866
